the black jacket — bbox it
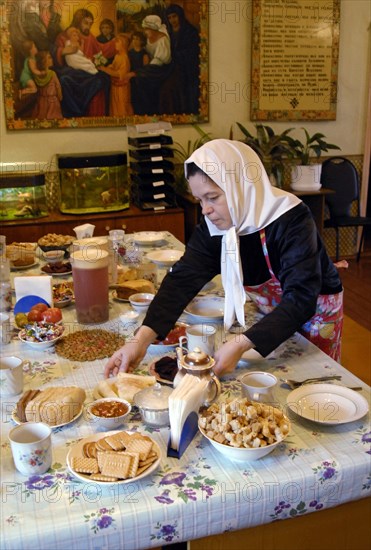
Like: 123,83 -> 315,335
143,203 -> 343,356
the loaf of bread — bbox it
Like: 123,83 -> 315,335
7,243 -> 36,266
115,279 -> 155,300
23,386 -> 86,426
16,389 -> 41,422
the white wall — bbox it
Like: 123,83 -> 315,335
0,0 -> 370,167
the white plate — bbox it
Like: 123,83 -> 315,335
184,295 -> 224,322
12,406 -> 83,429
132,231 -> 167,246
286,384 -> 369,425
10,262 -> 38,271
146,249 -> 183,267
66,430 -> 161,485
50,270 -> 72,278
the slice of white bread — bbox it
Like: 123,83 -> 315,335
116,373 -> 156,403
96,379 -> 118,398
115,279 -> 155,300
25,386 -> 86,426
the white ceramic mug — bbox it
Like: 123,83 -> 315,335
9,422 -> 52,476
0,355 -> 24,396
240,371 -> 277,403
0,312 -> 11,344
179,323 -> 216,356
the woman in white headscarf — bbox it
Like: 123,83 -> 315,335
105,140 -> 343,378
126,14 -> 172,114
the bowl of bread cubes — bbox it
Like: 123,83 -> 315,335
198,397 -> 291,461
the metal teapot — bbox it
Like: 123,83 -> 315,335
174,346 -> 221,406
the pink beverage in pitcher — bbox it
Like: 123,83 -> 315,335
71,248 -> 109,324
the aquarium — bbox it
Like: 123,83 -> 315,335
0,173 -> 48,221
57,152 -> 129,215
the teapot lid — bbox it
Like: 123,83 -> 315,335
183,347 -> 214,367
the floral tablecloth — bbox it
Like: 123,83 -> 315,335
1,233 -> 370,550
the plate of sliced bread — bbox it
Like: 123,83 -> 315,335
94,373 -> 156,404
67,430 -> 161,485
14,386 -> 86,428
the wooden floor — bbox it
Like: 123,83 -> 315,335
338,243 -> 371,386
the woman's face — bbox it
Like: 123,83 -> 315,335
188,172 -> 233,230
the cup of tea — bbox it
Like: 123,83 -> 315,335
0,355 -> 24,396
240,371 -> 277,403
71,247 -> 109,324
9,422 -> 52,476
179,323 -> 216,356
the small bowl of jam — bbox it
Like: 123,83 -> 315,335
87,397 -> 132,430
129,293 -> 155,314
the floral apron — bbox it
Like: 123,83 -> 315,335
244,230 -> 343,362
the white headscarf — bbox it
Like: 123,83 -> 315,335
185,139 -> 302,329
142,15 -> 169,36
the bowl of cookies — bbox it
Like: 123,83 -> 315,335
87,397 -> 132,430
198,398 -> 291,462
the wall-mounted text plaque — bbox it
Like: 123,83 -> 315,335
251,0 -> 340,121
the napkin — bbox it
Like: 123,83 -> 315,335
73,223 -> 95,239
14,276 -> 53,306
169,374 -> 209,451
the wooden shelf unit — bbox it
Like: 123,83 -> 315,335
1,205 -> 185,243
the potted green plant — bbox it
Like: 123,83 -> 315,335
286,128 -> 341,190
230,123 -> 294,188
172,125 -> 213,194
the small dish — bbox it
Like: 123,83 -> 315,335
129,292 -> 154,313
87,397 -> 132,430
149,323 -> 188,352
146,249 -> 183,267
18,323 -> 65,350
132,231 -> 167,246
42,250 -> 65,264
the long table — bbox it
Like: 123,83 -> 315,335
1,233 -> 370,550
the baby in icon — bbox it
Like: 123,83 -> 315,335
64,27 -> 98,75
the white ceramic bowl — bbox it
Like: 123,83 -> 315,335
198,414 -> 291,462
129,293 -> 155,313
42,250 -> 65,264
146,249 -> 183,267
18,325 -> 64,350
87,397 -> 132,430
119,310 -> 140,324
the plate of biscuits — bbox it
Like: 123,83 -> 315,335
66,430 -> 161,485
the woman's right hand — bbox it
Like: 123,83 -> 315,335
104,341 -> 146,378
104,325 -> 157,378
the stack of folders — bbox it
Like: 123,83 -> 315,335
169,373 -> 209,451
